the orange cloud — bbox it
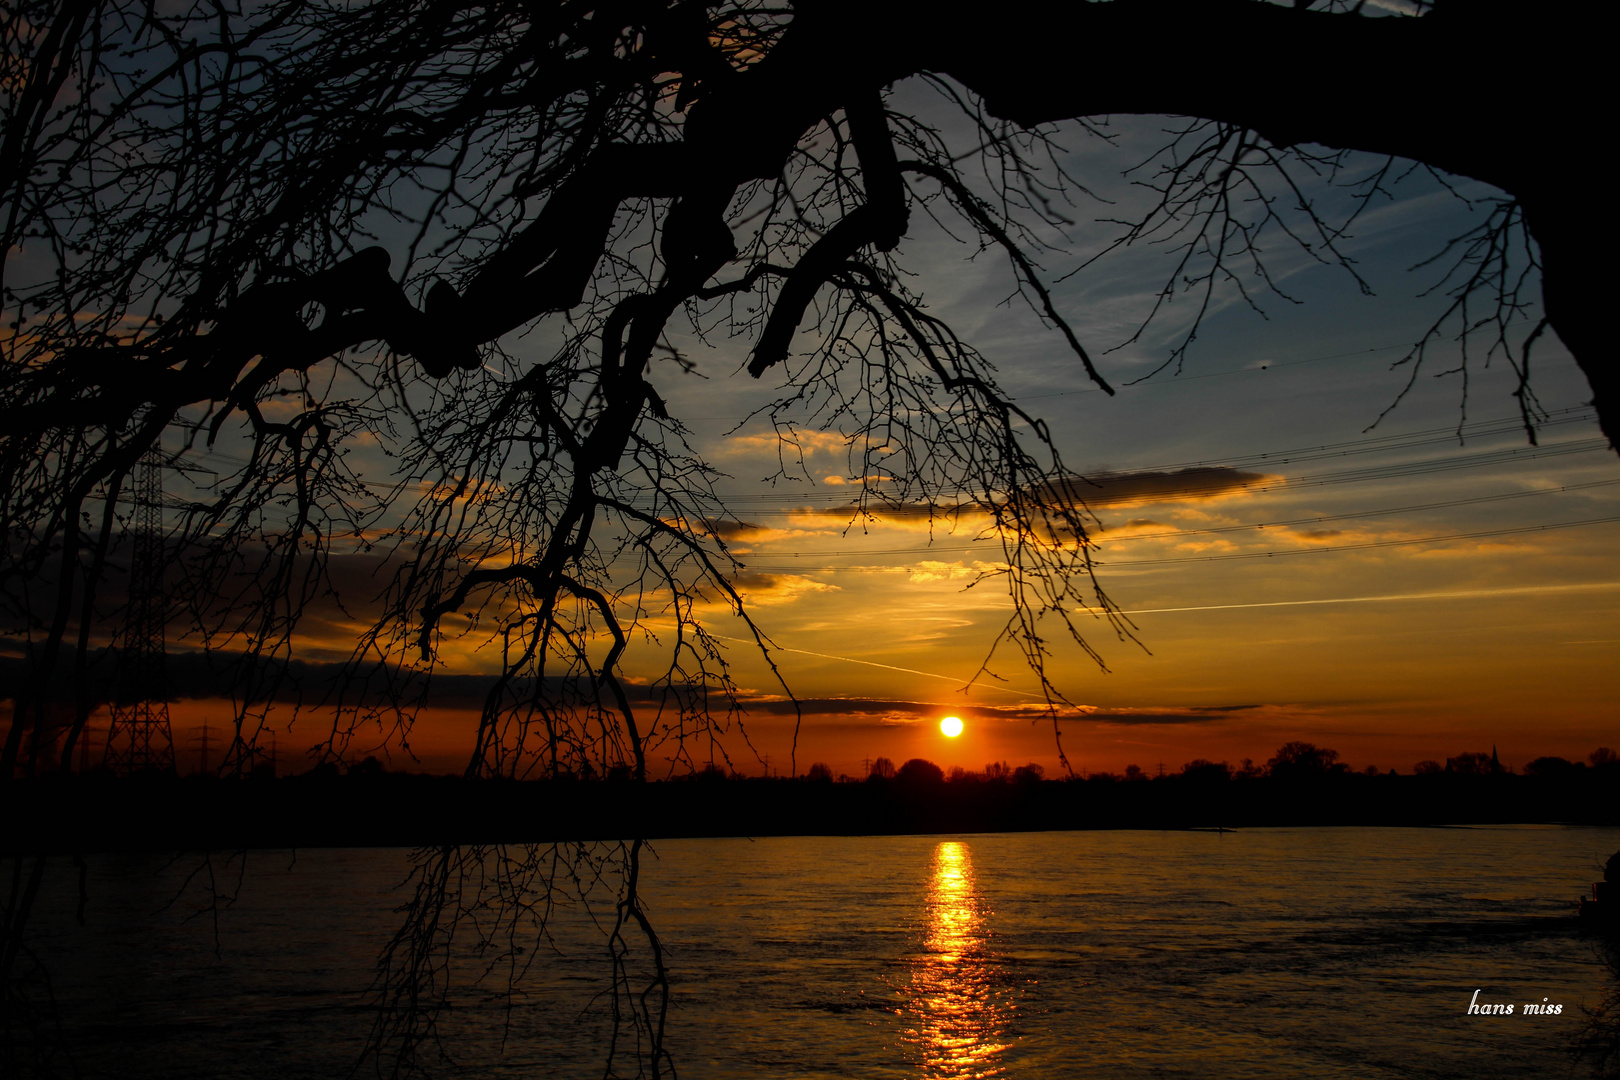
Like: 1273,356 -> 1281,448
721,429 -> 856,459
727,572 -> 839,606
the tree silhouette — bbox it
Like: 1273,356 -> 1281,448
1445,751 -> 1496,775
1266,741 -> 1342,778
2,0 -> 1605,787
0,0 -> 1606,1074
1179,759 -> 1233,783
896,757 -> 944,785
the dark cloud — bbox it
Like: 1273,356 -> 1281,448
1074,711 -> 1228,725
0,542 -> 404,664
1065,703 -> 1263,725
1038,467 -> 1275,507
4,645 -> 1273,736
967,702 -> 1262,725
732,698 -> 1260,725
789,502 -> 965,524
1,649 -> 745,714
693,517 -> 762,541
733,697 -> 937,716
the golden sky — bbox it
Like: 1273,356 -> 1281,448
597,173 -> 1617,779
50,127 -> 1620,781
626,393 -> 1620,779
174,327 -> 1617,780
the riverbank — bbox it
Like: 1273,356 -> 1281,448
5,767 -> 1618,852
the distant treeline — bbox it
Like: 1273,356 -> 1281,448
5,742 -> 1618,853
793,741 -> 1620,785
206,739 -> 1620,784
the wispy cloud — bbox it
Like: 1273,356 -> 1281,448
725,697 -> 1267,727
727,573 -> 839,606
721,429 -> 855,459
782,466 -> 1275,532
1115,581 -> 1620,616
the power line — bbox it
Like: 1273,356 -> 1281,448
166,401 -> 1601,507
741,515 -> 1620,572
1111,581 -> 1620,617
720,478 -> 1620,561
1092,406 -> 1596,473
1097,478 -> 1620,545
675,341 -> 1425,418
1100,515 -> 1620,567
612,408 -> 1605,512
600,433 -> 1606,515
702,580 -> 1620,696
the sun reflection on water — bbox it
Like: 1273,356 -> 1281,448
901,840 -> 1011,1078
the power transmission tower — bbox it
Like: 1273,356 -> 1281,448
104,445 -> 176,774
191,723 -> 215,776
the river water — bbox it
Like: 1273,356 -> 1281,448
21,826 -> 1619,1078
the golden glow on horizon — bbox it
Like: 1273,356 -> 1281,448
190,399 -> 1620,778
940,716 -> 964,738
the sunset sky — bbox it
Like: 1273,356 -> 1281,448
57,117 -> 1620,781
612,139 -> 1618,780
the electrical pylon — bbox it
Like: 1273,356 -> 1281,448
104,445 -> 176,774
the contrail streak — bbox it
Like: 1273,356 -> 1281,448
1115,581 -> 1620,616
712,581 -> 1620,696
707,633 -> 1047,699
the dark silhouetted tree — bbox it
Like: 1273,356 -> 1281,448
1575,893 -> 1620,1080
1180,759 -> 1232,782
896,758 -> 944,785
1445,752 -> 1494,775
2,0 -> 1610,1074
1267,742 -> 1342,778
1012,762 -> 1045,785
2,0 -> 1611,791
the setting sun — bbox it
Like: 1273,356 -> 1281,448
940,716 -> 964,738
